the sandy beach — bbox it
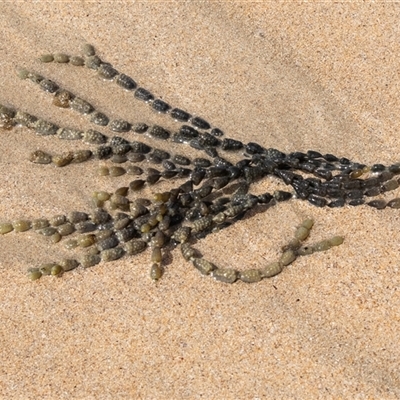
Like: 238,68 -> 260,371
0,3 -> 399,399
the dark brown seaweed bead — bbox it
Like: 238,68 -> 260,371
85,55 -> 102,70
377,171 -> 394,182
97,235 -> 119,251
181,125 -> 199,138
193,158 -> 211,168
39,79 -> 59,93
110,136 -> 130,147
90,112 -> 109,126
170,108 -> 191,122
179,180 -> 193,194
191,116 -> 210,130
213,157 -> 232,168
115,73 -> 136,90
148,125 -> 170,140
14,111 -> 37,128
112,144 -> 131,156
91,208 -> 111,225
346,190 -> 363,199
387,198 -> 400,208
308,194 -> 327,207
95,146 -> 112,159
314,169 -> 332,180
245,142 -> 266,155
388,164 -> 400,174
129,179 -> 146,191
221,138 -> 243,151
128,141 -> 150,154
83,129 -> 107,144
127,153 -> 146,163
126,165 -> 144,175
134,87 -> 154,102
101,247 -> 125,262
151,149 -> 170,160
348,198 -> 365,206
146,153 -> 162,164
146,173 -> 161,185
191,168 -> 206,185
192,185 -> 213,199
367,199 -> 386,209
210,128 -> 224,137
162,160 -> 176,170
57,128 -> 83,140
151,99 -> 170,113
206,167 -> 229,179
307,150 -> 323,159
109,119 -> 131,132
257,192 -> 273,204
343,180 -> 362,190
75,221 -> 97,233
162,170 -> 178,179
364,187 -> 381,197
212,177 -> 231,190
70,97 -> 94,114
176,168 -> 192,179
339,157 -> 351,165
97,63 -> 118,80
198,133 -> 220,147
361,177 -> 380,188
274,190 -> 293,202
34,119 -> 58,135
324,153 -> 339,162
131,122 -> 148,133
371,164 -> 386,172
172,154 -> 191,166
328,198 -> 346,208
29,150 -> 52,164
381,179 -> 399,192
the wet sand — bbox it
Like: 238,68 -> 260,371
0,3 -> 399,399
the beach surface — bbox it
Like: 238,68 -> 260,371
0,3 -> 399,399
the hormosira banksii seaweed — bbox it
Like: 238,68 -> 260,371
2,43 -> 400,284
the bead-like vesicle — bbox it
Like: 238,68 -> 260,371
260,262 -> 282,278
0,223 -> 13,234
12,220 -> 31,232
239,269 -> 262,283
212,268 -> 238,284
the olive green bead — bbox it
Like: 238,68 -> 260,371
239,269 -> 262,283
150,263 -> 164,281
51,264 -> 63,276
39,54 -> 54,63
212,268 -> 238,284
279,249 -> 297,266
123,240 -> 147,255
27,268 -> 42,281
31,219 -> 49,230
260,262 -> 282,278
0,223 -> 14,234
59,259 -> 79,272
192,258 -> 216,275
181,243 -> 197,261
294,226 -> 310,241
80,253 -> 101,268
151,247 -> 162,263
101,247 -> 125,262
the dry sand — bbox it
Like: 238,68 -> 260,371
0,2 -> 399,399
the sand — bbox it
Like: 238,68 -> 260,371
0,2 -> 399,399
